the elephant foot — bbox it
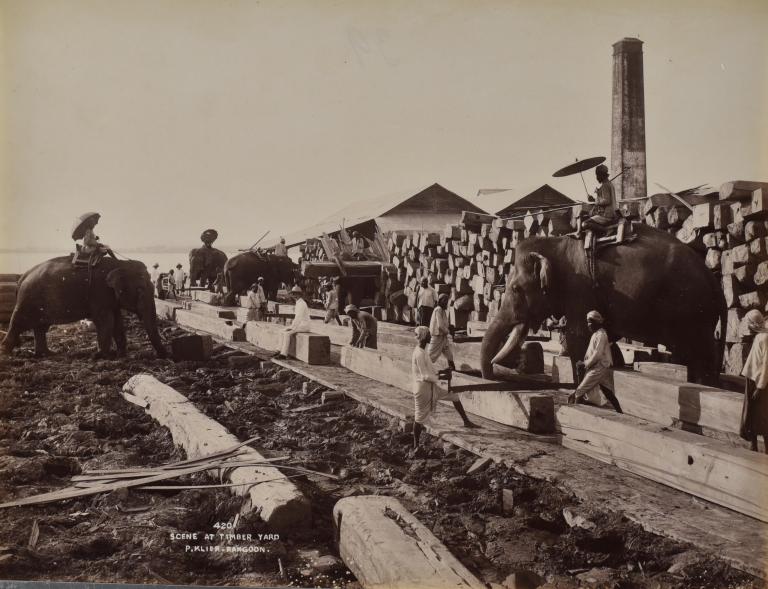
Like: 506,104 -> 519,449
94,350 -> 117,360
155,348 -> 168,359
116,349 -> 128,358
34,348 -> 53,358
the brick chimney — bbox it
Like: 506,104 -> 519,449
611,38 -> 647,201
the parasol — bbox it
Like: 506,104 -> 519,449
552,156 -> 606,177
200,229 -> 219,245
71,212 -> 101,240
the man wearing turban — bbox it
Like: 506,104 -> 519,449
411,325 -> 477,449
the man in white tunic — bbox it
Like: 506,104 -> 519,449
411,326 -> 477,449
427,295 -> 455,370
416,278 -> 438,327
274,285 -> 310,359
740,309 -> 768,452
246,278 -> 268,321
568,310 -> 622,412
175,264 -> 187,294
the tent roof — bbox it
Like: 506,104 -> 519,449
262,183 -> 486,249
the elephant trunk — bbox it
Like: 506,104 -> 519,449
480,315 -> 527,379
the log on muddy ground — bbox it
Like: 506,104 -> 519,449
175,309 -> 246,342
122,374 -> 311,531
333,495 -> 485,589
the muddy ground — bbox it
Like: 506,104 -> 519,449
0,317 -> 762,589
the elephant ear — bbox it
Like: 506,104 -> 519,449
528,253 -> 552,293
106,268 -> 125,296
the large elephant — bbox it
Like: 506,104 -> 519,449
480,225 -> 726,384
189,246 -> 228,289
222,252 -> 298,306
1,257 -> 167,358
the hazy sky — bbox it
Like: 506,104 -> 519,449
1,0 -> 766,251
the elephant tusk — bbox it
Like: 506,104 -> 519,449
491,323 -> 527,365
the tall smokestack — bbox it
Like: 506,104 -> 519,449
611,38 -> 647,201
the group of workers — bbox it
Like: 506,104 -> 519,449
150,263 -> 187,299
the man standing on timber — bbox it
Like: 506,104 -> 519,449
740,309 -> 768,453
568,310 -> 622,413
274,285 -> 310,360
246,278 -> 268,321
323,282 -> 341,325
150,263 -> 160,296
411,326 -> 477,449
175,263 -> 187,295
344,304 -> 378,349
416,278 -> 438,327
428,294 -> 456,370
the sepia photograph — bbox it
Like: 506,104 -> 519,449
0,1 -> 767,588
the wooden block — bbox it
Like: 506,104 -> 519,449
720,180 -> 768,201
333,496 -> 485,589
154,298 -> 182,321
466,320 -> 488,337
713,203 -> 731,231
745,221 -> 767,242
749,237 -> 767,259
293,333 -> 330,365
755,261 -> 768,287
702,231 -> 727,250
733,264 -> 757,289
556,404 -> 768,522
551,355 -> 575,384
730,243 -> 751,266
193,290 -> 223,305
170,334 -> 213,360
731,201 -> 745,225
633,362 -> 688,382
691,203 -> 714,229
175,310 -> 246,342
739,291 -> 767,311
727,221 -> 745,246
123,375 -> 310,531
723,274 -> 740,308
725,343 -> 748,375
726,309 -> 746,343
749,188 -> 768,217
705,248 -> 721,270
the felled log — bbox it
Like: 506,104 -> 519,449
720,180 -> 768,201
301,261 -> 395,278
705,249 -> 722,271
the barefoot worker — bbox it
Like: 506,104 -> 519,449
411,326 -> 477,449
427,294 -> 456,370
344,304 -> 378,349
273,285 -> 310,360
740,309 -> 768,452
568,310 -> 622,412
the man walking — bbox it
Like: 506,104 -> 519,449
274,285 -> 310,360
427,294 -> 455,370
568,310 -> 622,412
416,278 -> 437,327
411,326 -> 477,449
344,304 -> 378,349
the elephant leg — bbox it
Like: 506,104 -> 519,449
113,311 -> 127,357
33,325 -> 51,356
1,313 -> 23,354
93,315 -> 115,359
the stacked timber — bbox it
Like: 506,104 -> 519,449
0,274 -> 19,324
384,209 -> 573,329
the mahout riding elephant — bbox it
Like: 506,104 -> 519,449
222,252 -> 298,306
188,246 -> 228,289
1,257 -> 167,358
480,225 -> 726,385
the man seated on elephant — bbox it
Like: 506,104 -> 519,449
274,237 -> 288,257
568,310 -> 622,412
274,285 -> 310,360
428,295 -> 455,370
411,326 -> 477,449
581,164 -> 618,234
344,304 -> 378,349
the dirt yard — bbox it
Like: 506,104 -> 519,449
0,317 -> 761,589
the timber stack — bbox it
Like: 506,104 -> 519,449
376,179 -> 767,377
0,274 -> 20,324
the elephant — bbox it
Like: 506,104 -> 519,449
189,246 -> 228,289
480,225 -> 726,385
1,257 -> 167,359
222,251 -> 299,306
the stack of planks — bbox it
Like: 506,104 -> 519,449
384,209 -> 574,329
0,274 -> 19,324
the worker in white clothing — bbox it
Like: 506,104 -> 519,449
246,278 -> 268,321
175,264 -> 187,294
150,263 -> 160,296
273,285 -> 310,359
740,309 -> 768,453
568,310 -> 622,412
427,294 -> 455,370
411,326 -> 477,449
416,278 -> 438,327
